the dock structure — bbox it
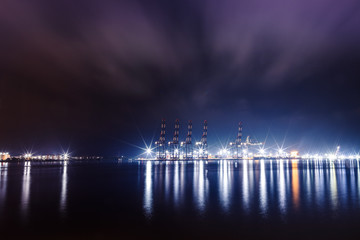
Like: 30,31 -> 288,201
155,119 -> 166,160
199,120 -> 208,159
184,120 -> 193,160
234,121 -> 243,159
229,122 -> 243,159
155,119 -> 208,160
154,119 -> 261,161
169,119 -> 180,160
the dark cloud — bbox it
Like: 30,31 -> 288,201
1,0 -> 360,155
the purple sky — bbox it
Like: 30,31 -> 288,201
1,0 -> 360,155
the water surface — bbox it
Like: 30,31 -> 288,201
1,159 -> 360,239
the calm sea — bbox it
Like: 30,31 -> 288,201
1,159 -> 360,239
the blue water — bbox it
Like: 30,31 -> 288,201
1,159 -> 360,239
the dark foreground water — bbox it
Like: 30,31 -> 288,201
1,159 -> 360,239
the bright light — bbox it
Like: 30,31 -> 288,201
259,149 -> 265,154
24,152 -> 33,159
146,148 -> 152,154
63,153 -> 69,160
290,151 -> 299,158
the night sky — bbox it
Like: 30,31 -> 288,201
1,0 -> 360,156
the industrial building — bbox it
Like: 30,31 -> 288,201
0,152 -> 10,161
155,119 -> 208,160
154,119 -> 264,160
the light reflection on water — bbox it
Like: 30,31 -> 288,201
193,160 -> 208,213
358,162 -> 360,203
1,159 -> 360,226
242,160 -> 250,213
60,160 -> 68,215
21,161 -> 31,220
291,160 -> 299,209
141,159 -> 360,219
259,159 -> 267,216
0,163 -> 8,215
330,161 -> 338,211
144,161 -> 153,218
278,160 -> 287,214
173,161 -> 180,207
219,160 -> 232,213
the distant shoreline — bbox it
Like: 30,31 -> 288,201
1,157 -> 103,162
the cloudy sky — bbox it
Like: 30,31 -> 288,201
1,0 -> 360,155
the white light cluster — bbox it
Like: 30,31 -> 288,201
23,153 -> 33,159
301,153 -> 360,160
62,153 -> 69,160
217,148 -> 230,157
146,148 -> 152,154
20,152 -> 70,160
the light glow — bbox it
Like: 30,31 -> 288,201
146,148 -> 152,154
62,153 -> 70,160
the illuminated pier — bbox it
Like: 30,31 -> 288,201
139,120 -> 360,161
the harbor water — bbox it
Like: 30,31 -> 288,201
1,159 -> 360,239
